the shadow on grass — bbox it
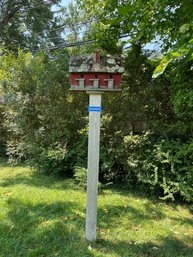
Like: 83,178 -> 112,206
96,202 -> 193,256
171,216 -> 193,227
1,197 -> 192,257
93,237 -> 193,257
0,197 -> 93,257
108,184 -> 193,218
98,202 -> 193,242
98,203 -> 166,229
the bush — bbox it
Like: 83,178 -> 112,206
124,134 -> 193,202
0,106 -> 6,157
98,128 -> 193,202
74,166 -> 87,188
1,50 -> 87,174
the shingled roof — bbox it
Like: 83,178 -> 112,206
69,51 -> 124,74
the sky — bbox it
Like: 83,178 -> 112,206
52,0 -> 73,13
61,0 -> 73,6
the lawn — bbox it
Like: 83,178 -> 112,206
0,161 -> 193,257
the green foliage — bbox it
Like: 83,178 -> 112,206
152,50 -> 187,78
0,50 -> 87,174
0,105 -> 6,157
0,0 -> 62,50
98,112 -> 193,202
79,0 -> 193,75
74,166 -> 87,188
171,58 -> 193,119
123,134 -> 193,202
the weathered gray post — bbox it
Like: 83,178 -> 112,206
86,92 -> 102,241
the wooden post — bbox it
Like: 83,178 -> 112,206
86,91 -> 102,241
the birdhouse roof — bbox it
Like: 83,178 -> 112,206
69,52 -> 124,74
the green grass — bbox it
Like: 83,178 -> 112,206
0,162 -> 193,257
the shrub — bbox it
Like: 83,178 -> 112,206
74,166 -> 87,188
124,134 -> 193,202
1,50 -> 87,175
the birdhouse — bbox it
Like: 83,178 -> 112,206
69,50 -> 124,92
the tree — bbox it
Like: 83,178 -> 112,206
0,0 -> 63,50
57,1 -> 98,55
78,0 -> 193,75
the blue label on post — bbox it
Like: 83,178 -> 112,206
88,106 -> 102,112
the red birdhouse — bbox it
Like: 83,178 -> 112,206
69,50 -> 124,92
